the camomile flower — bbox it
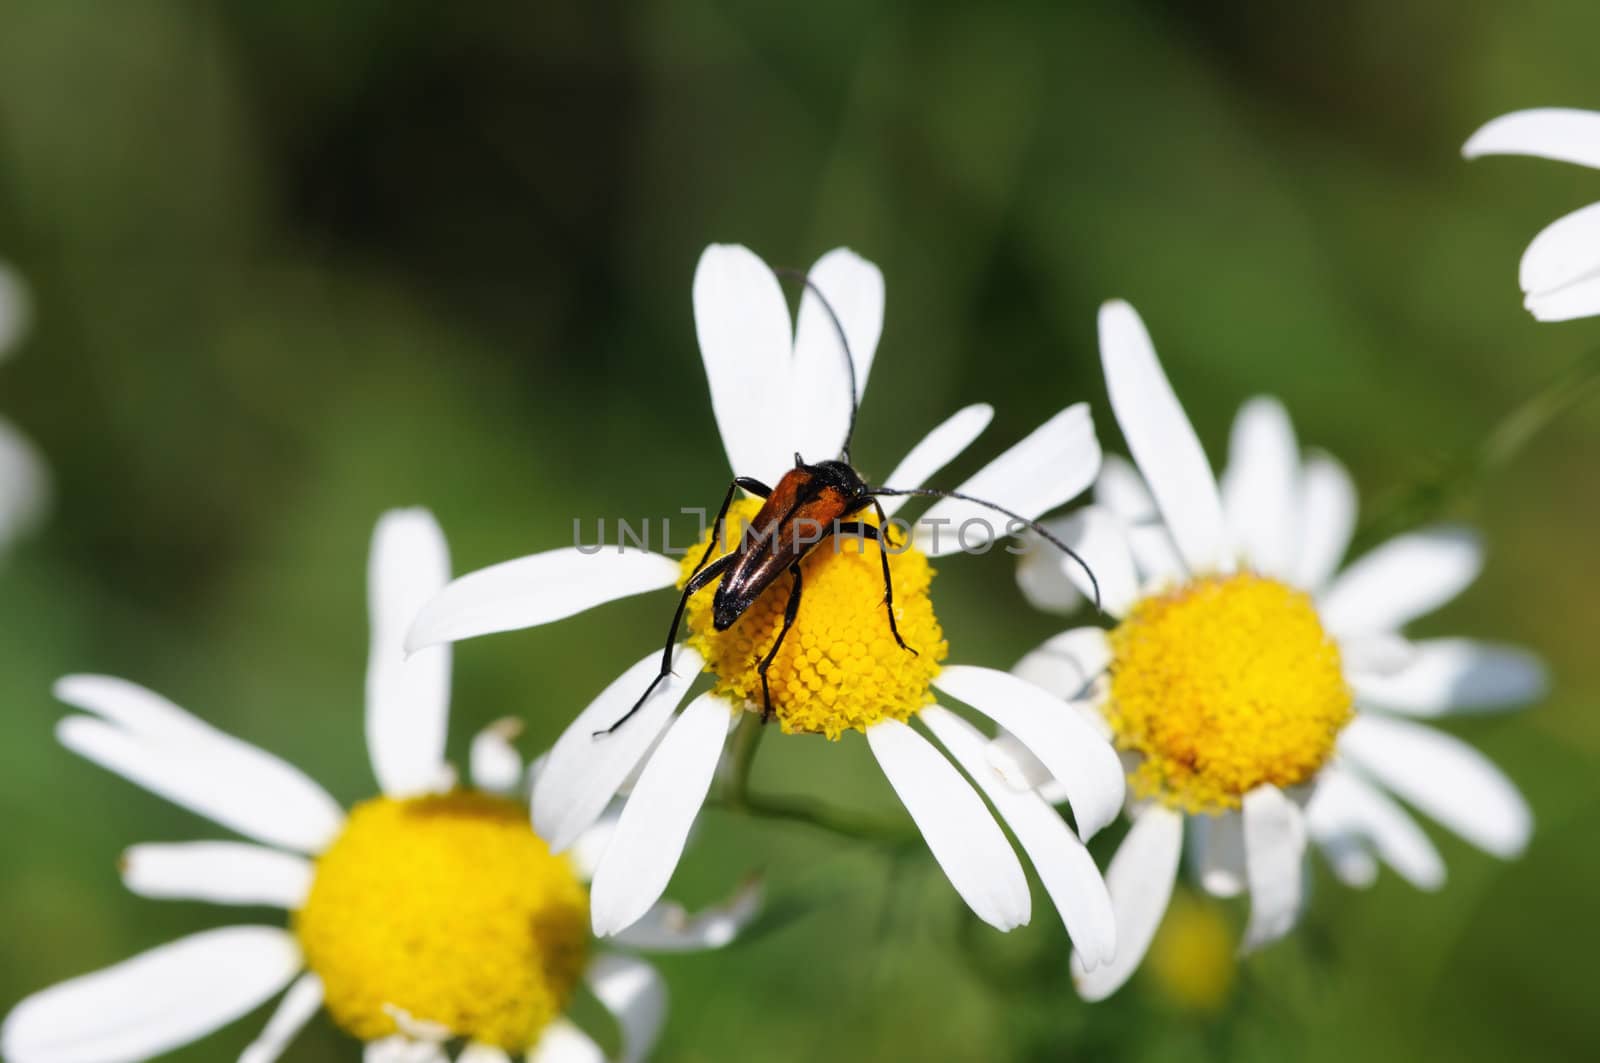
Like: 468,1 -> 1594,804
1008,300 -> 1542,1000
0,259 -> 49,553
406,244 -> 1121,959
2,509 -> 754,1063
1464,108 -> 1600,321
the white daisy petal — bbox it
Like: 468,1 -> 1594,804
912,404 -> 1100,556
1317,833 -> 1380,889
54,675 -> 224,743
458,1043 -> 511,1063
1186,812 -> 1246,899
921,706 -> 1116,966
1518,201 -> 1600,301
1094,448 -> 1180,589
367,508 -> 453,798
1290,452 -> 1358,593
55,718 -> 343,856
122,841 -> 313,909
609,876 -> 762,953
1097,300 -> 1229,574
470,718 -> 526,795
589,694 -> 731,937
1239,784 -> 1308,952
1340,633 -> 1418,677
1094,454 -> 1156,521
1126,524 -> 1186,588
363,1038 -> 448,1063
1339,714 -> 1531,858
1014,521 -> 1085,615
1012,627 -> 1112,704
1306,765 -> 1445,891
239,972 -> 323,1063
1462,107 -> 1600,169
1072,805 -> 1183,1002
789,248 -> 884,464
866,718 -> 1031,931
692,243 -> 795,484
405,548 -> 680,652
566,808 -> 619,884
587,953 -> 667,1063
985,731 -> 1049,791
1525,273 -> 1600,322
877,404 -> 996,517
1317,526 -> 1482,637
933,665 -> 1124,839
986,729 -> 1085,805
1219,397 -> 1299,577
1,926 -> 302,1063
531,646 -> 704,854
1350,638 -> 1547,717
0,418 -> 49,549
1030,507 -> 1138,616
528,1020 -> 605,1063
54,678 -> 344,854
382,1006 -> 451,1043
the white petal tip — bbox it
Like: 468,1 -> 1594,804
1071,970 -> 1122,1003
591,908 -> 634,939
51,674 -> 97,706
986,912 -> 1030,934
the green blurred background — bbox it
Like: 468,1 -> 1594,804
1,2 -> 1596,1060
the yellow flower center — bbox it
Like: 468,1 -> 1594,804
679,497 -> 947,739
1107,572 -> 1352,812
294,793 -> 588,1052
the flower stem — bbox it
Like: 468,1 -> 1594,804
718,714 -> 917,846
1354,342 -> 1600,549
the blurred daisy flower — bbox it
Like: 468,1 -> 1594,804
1464,108 -> 1600,321
407,245 -> 1121,958
2,509 -> 753,1063
0,260 -> 49,552
1010,301 -> 1543,1000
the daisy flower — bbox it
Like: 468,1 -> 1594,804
406,244 -> 1122,959
1009,300 -> 1543,1000
1464,108 -> 1600,321
2,509 -> 755,1063
0,259 -> 49,553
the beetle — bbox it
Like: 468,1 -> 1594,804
599,270 -> 1098,735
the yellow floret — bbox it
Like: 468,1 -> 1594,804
1107,573 -> 1352,812
679,497 -> 947,739
295,793 -> 588,1052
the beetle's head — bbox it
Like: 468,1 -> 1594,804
712,584 -> 742,631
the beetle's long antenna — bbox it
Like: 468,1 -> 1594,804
867,486 -> 1104,614
774,267 -> 859,463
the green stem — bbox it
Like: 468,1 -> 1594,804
1354,343 -> 1600,550
717,714 -> 917,846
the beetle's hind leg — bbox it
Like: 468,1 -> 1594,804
836,504 -> 917,657
592,476 -> 771,738
595,552 -> 733,737
755,562 -> 804,723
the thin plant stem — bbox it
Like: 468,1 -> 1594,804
1354,342 -> 1600,550
717,713 -> 917,846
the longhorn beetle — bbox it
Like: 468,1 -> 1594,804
598,268 -> 1100,736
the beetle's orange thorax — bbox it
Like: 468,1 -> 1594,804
751,467 -> 853,540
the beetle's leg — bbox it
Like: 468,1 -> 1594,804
688,475 -> 771,581
756,563 -> 804,723
595,476 -> 771,739
593,552 -> 734,737
835,508 -> 917,656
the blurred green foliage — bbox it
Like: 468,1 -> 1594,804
0,2 -> 1596,1060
